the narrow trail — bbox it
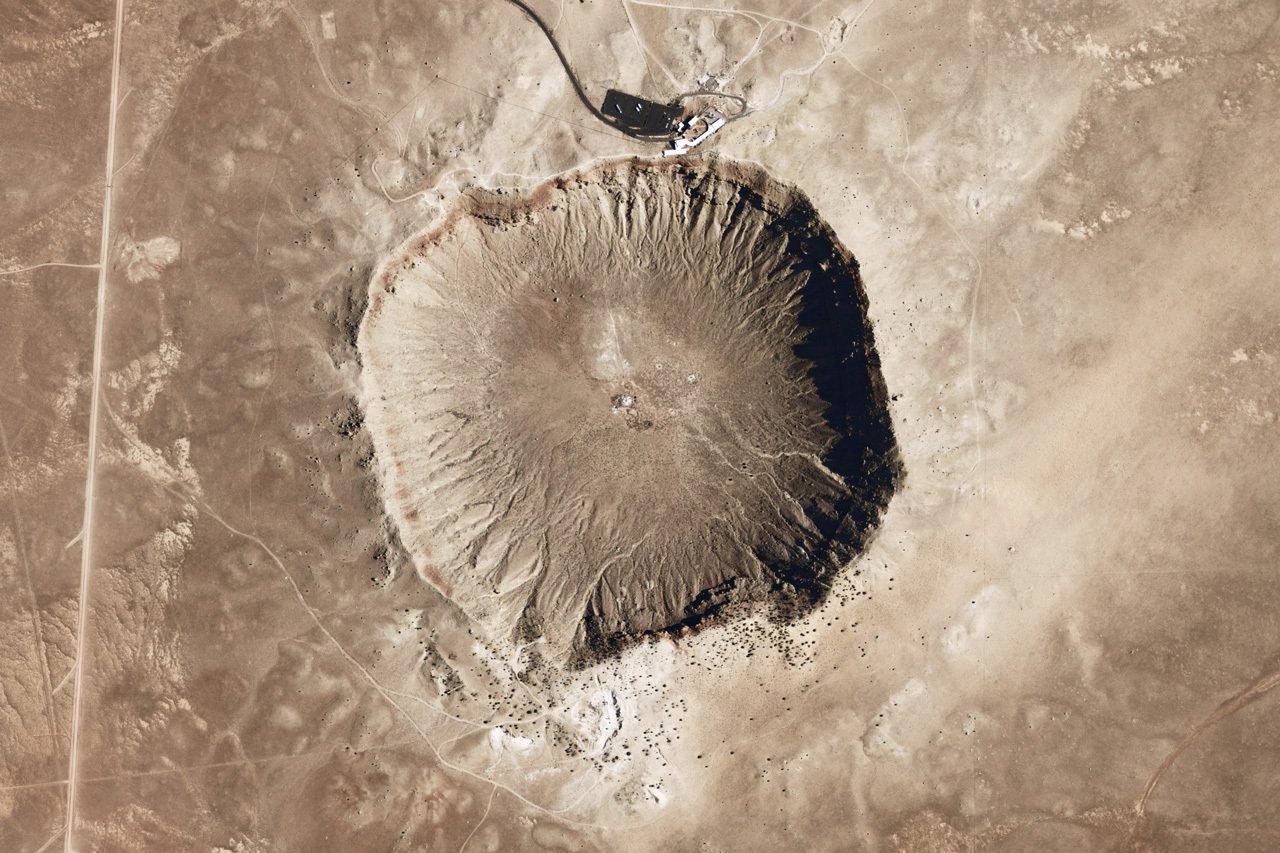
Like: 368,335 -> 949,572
0,736 -> 421,796
0,413 -> 62,754
63,0 -> 126,846
457,784 -> 498,853
32,827 -> 66,853
627,0 -> 823,36
1137,665 -> 1280,816
620,0 -> 681,89
0,262 -> 100,277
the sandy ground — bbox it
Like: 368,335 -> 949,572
2,0 -> 1280,850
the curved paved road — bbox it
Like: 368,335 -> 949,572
501,0 -> 677,140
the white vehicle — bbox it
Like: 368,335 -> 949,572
663,109 -> 727,156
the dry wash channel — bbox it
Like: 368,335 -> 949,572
359,157 -> 901,665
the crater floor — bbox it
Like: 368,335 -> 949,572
358,157 -> 901,662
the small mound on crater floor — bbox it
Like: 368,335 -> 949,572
358,157 -> 901,664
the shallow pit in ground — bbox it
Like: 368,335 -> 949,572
358,156 -> 901,664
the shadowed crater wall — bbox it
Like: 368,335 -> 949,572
358,157 -> 901,664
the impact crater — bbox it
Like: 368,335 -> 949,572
359,157 -> 901,663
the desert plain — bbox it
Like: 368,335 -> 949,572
3,0 -> 1280,850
